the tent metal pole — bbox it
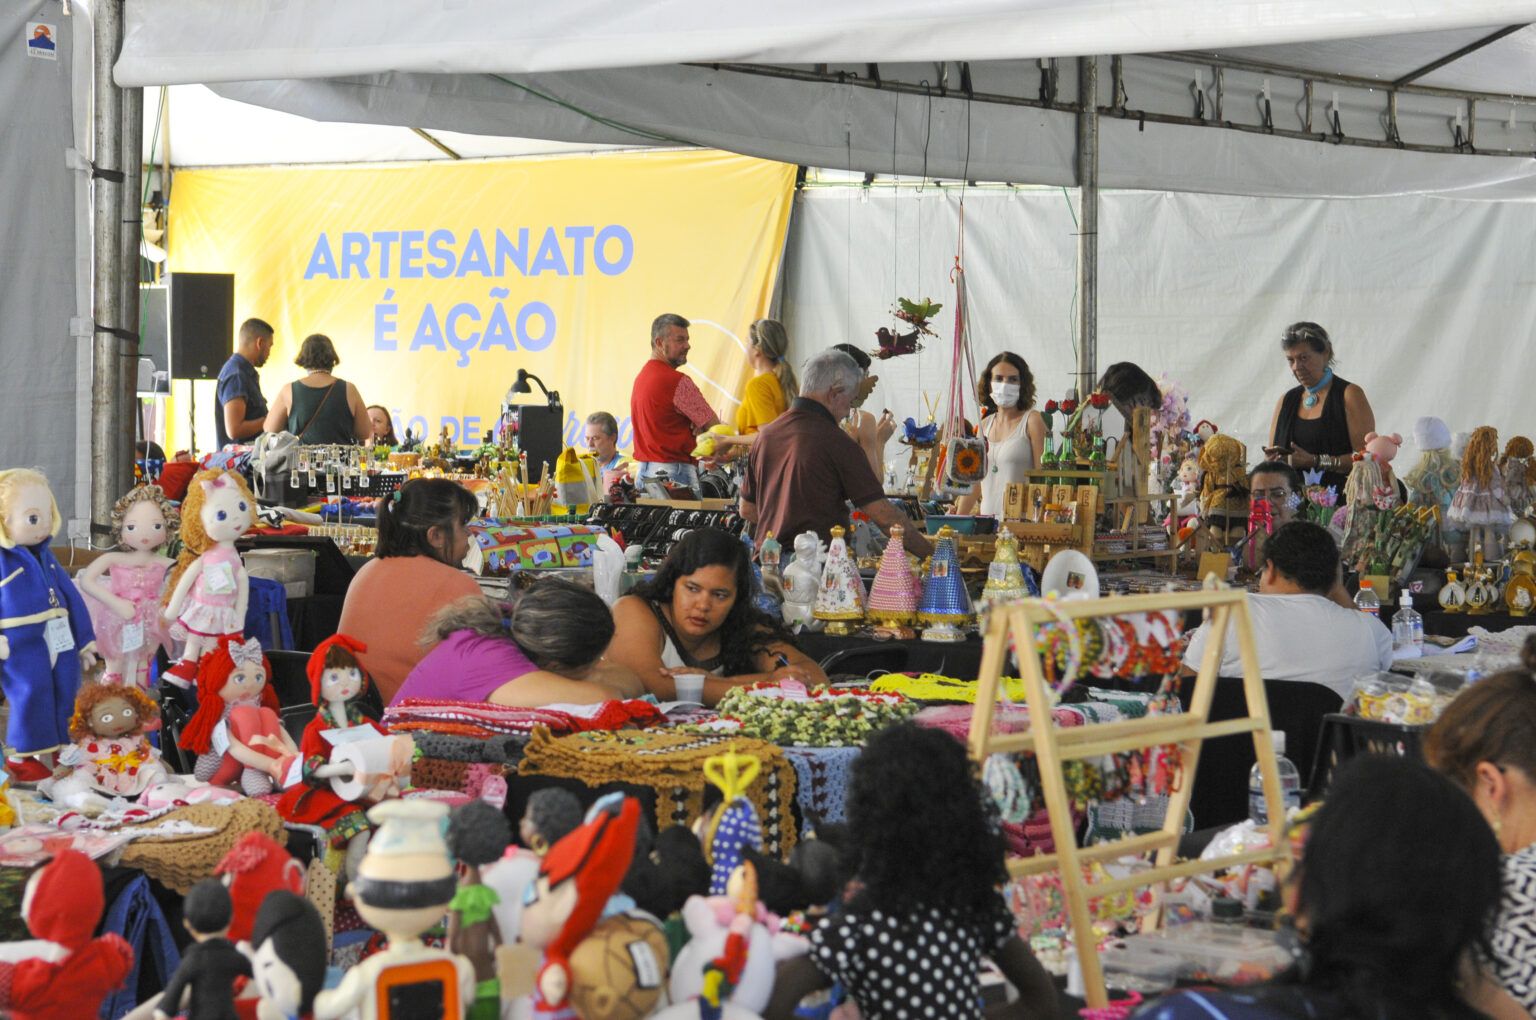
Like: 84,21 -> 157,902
120,83 -> 144,484
90,0 -> 126,547
1076,56 -> 1099,399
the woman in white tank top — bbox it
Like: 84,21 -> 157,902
955,352 -> 1046,516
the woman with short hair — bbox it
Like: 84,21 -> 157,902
263,333 -> 372,444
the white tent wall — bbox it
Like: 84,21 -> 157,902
781,184 -> 1536,472
1,1 -> 94,527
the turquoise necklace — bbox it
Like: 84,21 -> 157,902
1302,368 -> 1333,409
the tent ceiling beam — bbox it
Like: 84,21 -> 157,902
697,60 -> 1536,169
1391,23 -> 1528,88
410,127 -> 462,159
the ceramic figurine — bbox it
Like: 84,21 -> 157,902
812,526 -> 865,636
917,526 -> 974,642
247,891 -> 328,1020
0,469 -> 100,779
779,532 -> 823,630
43,683 -> 169,812
980,529 -> 1030,605
1447,426 -> 1515,561
0,849 -> 133,1019
76,485 -> 177,691
153,880 -> 251,1020
1438,569 -> 1467,612
276,635 -> 404,880
866,525 -> 919,633
178,636 -> 292,796
314,799 -> 475,1020
447,799 -> 514,1020
162,470 -> 257,686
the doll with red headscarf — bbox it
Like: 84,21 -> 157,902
178,636 -> 294,796
276,635 -> 392,876
0,849 -> 134,1020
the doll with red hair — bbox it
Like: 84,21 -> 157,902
0,849 -> 134,1020
178,636 -> 296,795
276,635 -> 391,876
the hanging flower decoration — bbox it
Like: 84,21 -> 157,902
1060,398 -> 1078,416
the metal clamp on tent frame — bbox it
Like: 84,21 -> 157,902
965,588 -> 1293,1009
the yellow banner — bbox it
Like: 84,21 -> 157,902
165,150 -> 795,454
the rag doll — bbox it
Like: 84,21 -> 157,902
275,634 -> 401,880
484,788 -> 586,945
1403,417 -> 1461,512
43,682 -> 170,811
1197,434 -> 1249,550
1447,426 -> 1515,561
152,880 -> 249,1020
1337,432 -> 1403,567
178,636 -> 291,796
1501,436 -> 1536,519
214,831 -> 307,945
446,799 -> 514,1020
667,861 -> 808,1015
247,891 -> 327,1020
0,468 -> 99,779
162,470 -> 256,686
0,849 -> 133,1020
76,485 -> 177,691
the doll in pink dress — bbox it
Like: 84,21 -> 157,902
1447,426 -> 1515,560
76,486 -> 177,692
162,470 -> 256,686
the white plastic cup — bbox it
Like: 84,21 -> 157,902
673,671 -> 706,704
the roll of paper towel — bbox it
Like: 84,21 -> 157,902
329,735 -> 414,802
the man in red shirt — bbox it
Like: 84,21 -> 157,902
741,349 -> 932,558
629,313 -> 719,494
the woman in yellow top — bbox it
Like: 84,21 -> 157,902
716,319 -> 799,457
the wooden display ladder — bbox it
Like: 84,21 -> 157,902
966,589 -> 1293,1008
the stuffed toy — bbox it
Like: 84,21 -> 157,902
1501,436 -> 1536,519
1343,432 -> 1403,510
76,485 -> 177,691
248,891 -> 327,1020
620,823 -> 712,921
1448,426 -> 1516,560
1403,417 -> 1461,513
697,748 -> 765,896
152,880 -> 250,1020
1197,434 -> 1249,550
566,911 -> 671,1020
276,634 -> 401,880
0,468 -> 99,779
162,470 -> 257,686
42,682 -> 169,811
177,636 -> 289,796
446,799 -> 514,1020
519,794 -> 641,1015
0,849 -> 133,1020
483,788 -> 587,951
315,799 -> 475,1020
214,831 -> 306,945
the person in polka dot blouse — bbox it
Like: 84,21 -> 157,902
764,723 -> 1058,1020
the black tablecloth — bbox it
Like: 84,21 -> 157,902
796,631 -> 987,679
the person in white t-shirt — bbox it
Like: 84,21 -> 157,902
1182,520 -> 1392,699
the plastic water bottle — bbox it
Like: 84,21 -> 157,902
1353,579 -> 1381,617
1391,591 -> 1424,654
1249,731 -> 1302,825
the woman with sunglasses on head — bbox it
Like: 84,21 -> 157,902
1265,322 -> 1376,498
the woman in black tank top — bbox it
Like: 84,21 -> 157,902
261,333 -> 374,445
1266,322 -> 1376,497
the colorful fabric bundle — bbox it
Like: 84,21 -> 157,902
684,683 -> 917,747
384,697 -> 663,739
466,522 -> 610,574
516,727 -> 799,857
869,672 -> 1030,703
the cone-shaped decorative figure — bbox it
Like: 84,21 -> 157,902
867,525 -> 919,626
918,525 -> 974,642
814,526 -> 866,635
981,528 -> 1029,604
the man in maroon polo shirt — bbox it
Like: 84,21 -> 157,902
741,349 -> 932,558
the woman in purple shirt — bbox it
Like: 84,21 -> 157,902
392,579 -> 642,707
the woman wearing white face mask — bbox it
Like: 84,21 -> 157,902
956,352 -> 1046,516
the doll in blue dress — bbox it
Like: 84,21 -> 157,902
0,469 -> 98,778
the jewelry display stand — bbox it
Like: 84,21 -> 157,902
965,589 -> 1292,1008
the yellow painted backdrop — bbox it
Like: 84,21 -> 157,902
165,150 -> 796,454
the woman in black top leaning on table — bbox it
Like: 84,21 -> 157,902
1265,321 -> 1375,498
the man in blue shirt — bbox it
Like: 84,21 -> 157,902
215,318 -> 274,449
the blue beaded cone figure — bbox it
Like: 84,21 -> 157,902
918,525 -> 974,642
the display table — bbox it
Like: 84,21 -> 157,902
797,631 -> 987,679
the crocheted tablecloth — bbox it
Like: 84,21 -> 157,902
119,798 -> 286,894
516,726 -> 799,857
780,745 -> 860,836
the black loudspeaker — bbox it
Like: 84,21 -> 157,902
510,403 -> 564,475
168,272 -> 235,380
